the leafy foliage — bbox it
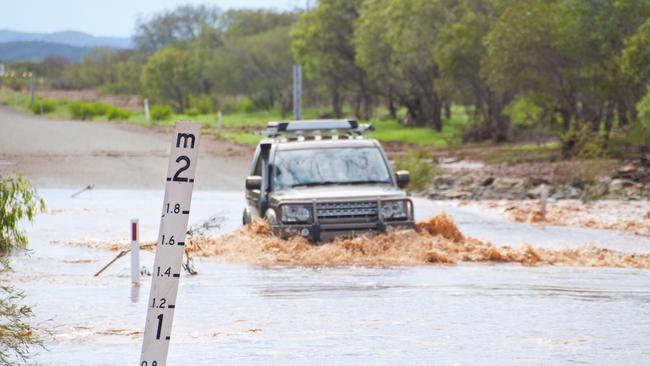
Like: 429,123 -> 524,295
0,175 -> 45,364
150,105 -> 172,121
355,0 -> 447,129
29,99 -> 56,115
394,151 -> 435,193
0,175 -> 45,255
293,0 -> 371,118
105,106 -> 132,121
1,259 -> 45,365
134,4 -> 223,52
141,47 -> 198,112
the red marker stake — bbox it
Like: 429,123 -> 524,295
131,219 -> 140,285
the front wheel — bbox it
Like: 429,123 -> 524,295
242,208 -> 252,225
264,209 -> 278,225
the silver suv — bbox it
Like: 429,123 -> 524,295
242,119 -> 414,242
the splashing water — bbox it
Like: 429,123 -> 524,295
182,214 -> 650,268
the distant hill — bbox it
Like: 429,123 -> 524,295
0,41 -> 90,62
0,30 -> 133,49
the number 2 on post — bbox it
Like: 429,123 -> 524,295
172,156 -> 190,182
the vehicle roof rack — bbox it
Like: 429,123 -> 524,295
256,119 -> 374,137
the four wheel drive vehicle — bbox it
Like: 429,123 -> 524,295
242,119 -> 414,242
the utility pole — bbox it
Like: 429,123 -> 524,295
293,64 -> 302,120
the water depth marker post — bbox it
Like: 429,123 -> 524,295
131,219 -> 140,285
139,122 -> 201,366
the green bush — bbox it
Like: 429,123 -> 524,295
29,99 -> 56,115
69,101 -> 113,120
504,96 -> 543,127
68,100 -> 97,120
394,151 -> 435,193
68,100 -> 127,120
184,108 -> 200,117
105,106 -> 133,121
606,119 -> 650,159
236,97 -> 255,113
190,94 -> 216,114
151,105 -> 172,121
560,122 -> 604,159
221,97 -> 255,114
90,102 -> 110,116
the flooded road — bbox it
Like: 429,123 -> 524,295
7,189 -> 650,365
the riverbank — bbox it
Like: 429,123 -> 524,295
426,157 -> 650,201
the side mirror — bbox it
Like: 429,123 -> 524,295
395,170 -> 410,189
245,175 -> 262,190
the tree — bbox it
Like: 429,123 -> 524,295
622,17 -> 650,121
0,175 -> 44,255
209,26 -> 294,114
134,4 -> 223,52
62,48 -> 119,89
222,9 -> 297,38
623,18 -> 650,83
355,0 -> 447,129
484,0 -> 650,137
435,0 -> 511,141
1,174 -> 45,364
141,47 -> 198,111
293,0 -> 373,119
105,50 -> 147,95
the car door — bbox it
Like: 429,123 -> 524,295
247,142 -> 273,218
246,147 -> 263,218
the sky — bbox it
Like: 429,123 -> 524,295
1,0 -> 307,38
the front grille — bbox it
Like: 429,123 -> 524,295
315,201 -> 378,221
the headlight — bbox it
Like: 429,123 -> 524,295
380,200 -> 408,220
281,204 -> 311,223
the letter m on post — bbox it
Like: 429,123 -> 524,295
176,133 -> 196,149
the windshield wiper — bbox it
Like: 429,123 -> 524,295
291,181 -> 341,188
344,180 -> 392,185
291,180 -> 390,188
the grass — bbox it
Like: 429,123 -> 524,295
1,88 -> 472,147
0,89 -> 32,113
369,106 -> 468,146
480,141 -> 562,164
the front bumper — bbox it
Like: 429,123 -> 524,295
272,220 -> 414,242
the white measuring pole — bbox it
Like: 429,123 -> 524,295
293,64 -> 302,120
139,122 -> 201,366
131,219 -> 140,285
144,98 -> 151,124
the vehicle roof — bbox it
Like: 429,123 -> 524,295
265,137 -> 380,151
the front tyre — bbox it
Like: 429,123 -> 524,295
242,208 -> 252,225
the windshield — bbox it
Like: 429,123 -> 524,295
272,147 -> 392,190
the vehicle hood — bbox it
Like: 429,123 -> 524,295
270,184 -> 407,202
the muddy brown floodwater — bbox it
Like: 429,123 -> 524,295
5,189 -> 650,365
182,216 -> 650,268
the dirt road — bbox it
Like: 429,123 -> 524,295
0,106 -> 251,189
